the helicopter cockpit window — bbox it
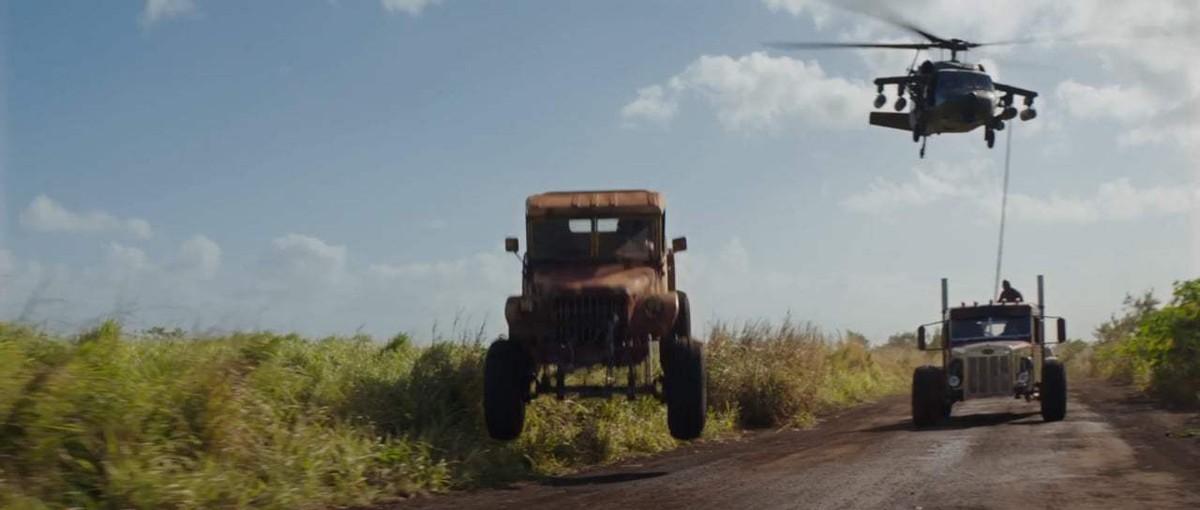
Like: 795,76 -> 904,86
934,71 -> 994,104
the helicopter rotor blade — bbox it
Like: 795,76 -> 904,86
829,0 -> 949,44
766,41 -> 934,50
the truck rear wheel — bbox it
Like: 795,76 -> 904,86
664,335 -> 705,440
912,366 -> 947,427
483,339 -> 530,441
1041,359 -> 1067,422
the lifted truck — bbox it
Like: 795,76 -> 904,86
911,275 -> 1069,426
484,190 -> 705,441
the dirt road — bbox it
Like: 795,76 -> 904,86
394,379 -> 1200,509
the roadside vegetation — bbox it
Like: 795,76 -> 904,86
0,318 -> 924,509
1061,278 -> 1200,408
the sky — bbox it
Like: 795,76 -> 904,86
1,0 -> 1197,343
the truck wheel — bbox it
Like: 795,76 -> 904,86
483,339 -> 530,441
1040,359 -> 1067,422
911,366 -> 947,427
660,291 -> 691,373
664,335 -> 705,440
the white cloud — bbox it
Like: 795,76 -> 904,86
139,0 -> 197,27
620,85 -> 678,126
19,195 -> 153,239
676,236 -> 930,340
1,228 -> 518,339
381,0 -> 444,16
761,0 -> 834,27
1014,178 -> 1196,223
842,164 -> 1199,224
621,52 -> 872,131
0,249 -> 14,277
764,0 -> 1200,152
176,235 -> 221,280
1056,80 -> 1163,122
368,251 -> 515,317
1116,101 -> 1200,150
841,164 -> 980,214
267,234 -> 347,286
107,242 -> 149,272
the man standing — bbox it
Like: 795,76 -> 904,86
998,280 -> 1024,303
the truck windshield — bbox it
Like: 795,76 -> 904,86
950,316 -> 1032,343
529,216 -> 658,261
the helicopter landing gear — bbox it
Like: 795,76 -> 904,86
912,122 -> 923,143
919,137 -> 927,158
985,128 -> 996,149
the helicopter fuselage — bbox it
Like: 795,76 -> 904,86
919,69 -> 999,135
869,60 -> 1037,156
770,15 -> 1043,158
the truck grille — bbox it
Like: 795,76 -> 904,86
553,295 -> 628,345
967,355 -> 1012,396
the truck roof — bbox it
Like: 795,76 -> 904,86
526,189 -> 665,217
949,303 -> 1035,319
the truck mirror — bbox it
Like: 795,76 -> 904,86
505,237 -> 519,253
1057,317 -> 1066,343
917,326 -> 927,350
671,237 -> 688,252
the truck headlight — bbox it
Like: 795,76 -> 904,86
948,375 -> 961,388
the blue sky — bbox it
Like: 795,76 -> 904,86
2,0 -> 1197,342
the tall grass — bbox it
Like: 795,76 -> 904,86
1061,280 -> 1200,408
0,319 -> 923,509
707,321 -> 931,428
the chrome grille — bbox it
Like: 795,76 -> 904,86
967,355 -> 1012,396
553,295 -> 627,345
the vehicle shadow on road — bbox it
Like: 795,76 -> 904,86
858,411 -> 1042,433
540,471 -> 667,487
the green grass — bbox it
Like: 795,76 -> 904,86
1061,279 -> 1200,408
0,319 -> 922,509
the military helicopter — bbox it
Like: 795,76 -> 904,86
769,18 -> 1040,158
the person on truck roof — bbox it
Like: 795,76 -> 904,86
998,280 -> 1024,303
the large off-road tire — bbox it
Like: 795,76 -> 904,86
912,366 -> 947,427
483,339 -> 530,441
660,291 -> 691,373
663,335 -> 706,440
1041,359 -> 1067,422
674,291 -> 692,338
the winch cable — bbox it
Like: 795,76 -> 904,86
993,123 -> 1014,298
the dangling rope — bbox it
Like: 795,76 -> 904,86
993,124 -> 1014,298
